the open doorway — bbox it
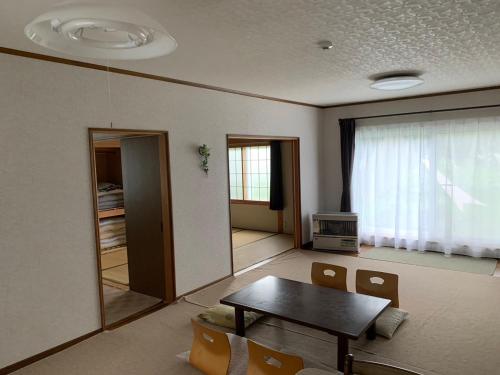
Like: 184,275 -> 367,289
227,135 -> 301,272
89,129 -> 175,329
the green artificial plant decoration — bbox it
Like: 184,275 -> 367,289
198,144 -> 211,174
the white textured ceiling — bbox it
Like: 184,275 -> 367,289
2,0 -> 500,106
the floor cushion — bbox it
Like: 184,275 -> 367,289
376,307 -> 409,339
198,304 -> 262,329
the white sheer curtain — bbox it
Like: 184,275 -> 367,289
352,115 -> 500,258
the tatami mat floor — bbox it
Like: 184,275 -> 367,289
358,245 -> 499,277
101,249 -> 130,286
101,249 -> 161,325
231,228 -> 294,271
14,248 -> 500,375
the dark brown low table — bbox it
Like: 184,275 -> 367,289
220,275 -> 390,371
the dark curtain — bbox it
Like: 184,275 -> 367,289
269,140 -> 284,210
339,118 -> 356,212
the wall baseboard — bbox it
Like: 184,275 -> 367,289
0,273 -> 234,374
0,329 -> 102,375
177,274 -> 234,299
105,301 -> 168,331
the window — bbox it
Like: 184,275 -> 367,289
228,145 -> 271,202
351,116 -> 500,258
228,147 -> 244,200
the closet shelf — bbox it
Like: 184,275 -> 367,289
98,208 -> 125,219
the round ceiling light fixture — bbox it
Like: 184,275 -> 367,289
370,75 -> 423,91
24,4 -> 177,60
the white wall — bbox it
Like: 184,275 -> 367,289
322,89 -> 500,211
230,203 -> 279,232
0,53 -> 322,368
5,48 -> 498,370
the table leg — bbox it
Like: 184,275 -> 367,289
234,307 -> 245,336
337,335 -> 348,372
366,323 -> 376,340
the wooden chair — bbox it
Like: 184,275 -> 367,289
355,270 -> 399,307
344,354 -> 422,375
311,262 -> 348,292
189,319 -> 231,375
247,339 -> 304,375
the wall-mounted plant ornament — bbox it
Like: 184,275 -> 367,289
198,144 -> 211,174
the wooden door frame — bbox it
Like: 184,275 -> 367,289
88,128 -> 176,330
226,134 -> 302,273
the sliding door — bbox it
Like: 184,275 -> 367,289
121,135 -> 166,299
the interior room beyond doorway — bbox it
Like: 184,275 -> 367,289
90,129 -> 175,328
227,136 -> 301,272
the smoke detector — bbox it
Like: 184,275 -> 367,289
24,4 -> 177,60
318,40 -> 334,50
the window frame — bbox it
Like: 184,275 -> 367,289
228,142 -> 271,205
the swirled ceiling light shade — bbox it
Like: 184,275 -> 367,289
24,4 -> 177,60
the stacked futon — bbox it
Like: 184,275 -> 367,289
99,217 -> 127,250
97,182 -> 124,211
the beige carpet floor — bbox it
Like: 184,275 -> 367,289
232,229 -> 277,248
13,249 -> 500,375
233,233 -> 294,271
360,247 -> 497,275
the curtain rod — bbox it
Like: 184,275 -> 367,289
343,103 -> 500,121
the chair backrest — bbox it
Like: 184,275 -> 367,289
189,319 -> 231,375
311,262 -> 348,292
247,339 -> 304,375
356,269 -> 399,307
344,354 -> 422,375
